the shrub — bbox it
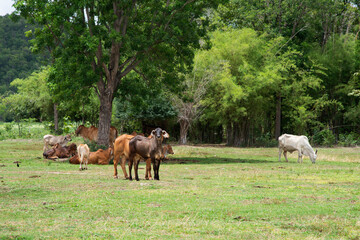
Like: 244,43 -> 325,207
254,133 -> 278,147
313,129 -> 336,146
338,132 -> 360,147
84,139 -> 108,152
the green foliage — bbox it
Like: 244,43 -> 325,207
0,15 -> 47,93
313,129 -> 336,147
0,121 -> 48,140
84,139 -> 107,152
114,74 -> 177,133
338,132 -> 360,147
196,28 -> 322,145
1,67 -> 53,121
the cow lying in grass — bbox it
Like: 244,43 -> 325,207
77,144 -> 90,170
69,147 -> 114,165
43,143 -> 77,159
43,134 -> 72,152
278,134 -> 317,163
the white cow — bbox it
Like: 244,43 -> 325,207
43,134 -> 72,152
77,144 -> 90,170
278,134 -> 317,164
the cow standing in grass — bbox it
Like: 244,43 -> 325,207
278,134 -> 317,164
77,144 -> 90,170
128,128 -> 169,181
75,125 -> 118,147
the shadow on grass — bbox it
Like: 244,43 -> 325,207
162,157 -> 277,165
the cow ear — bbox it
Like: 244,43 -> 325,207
162,130 -> 170,139
151,130 -> 156,136
315,149 -> 318,155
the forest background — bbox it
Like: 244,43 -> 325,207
1,0 -> 360,147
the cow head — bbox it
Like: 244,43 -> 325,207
151,128 -> 169,142
43,148 -> 56,159
310,149 -> 318,164
75,125 -> 85,136
65,134 -> 72,142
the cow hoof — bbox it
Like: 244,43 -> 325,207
114,176 -> 118,179
136,178 -> 139,181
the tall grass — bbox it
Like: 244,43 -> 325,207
0,121 -> 48,140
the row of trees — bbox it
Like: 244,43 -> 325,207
1,0 -> 360,146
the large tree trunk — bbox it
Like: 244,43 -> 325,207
97,93 -> 113,147
54,103 -> 59,133
179,119 -> 190,145
275,93 -> 281,139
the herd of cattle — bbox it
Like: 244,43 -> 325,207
42,125 -> 174,180
42,125 -> 318,181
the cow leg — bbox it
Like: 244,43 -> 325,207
134,158 -> 140,181
153,158 -> 160,180
145,158 -> 152,180
278,148 -> 282,162
128,155 -> 134,181
113,151 -> 120,179
121,156 -> 129,179
298,151 -> 302,163
283,151 -> 288,162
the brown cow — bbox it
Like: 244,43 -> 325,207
69,147 -> 114,165
113,133 -> 155,180
75,125 -> 118,146
161,144 -> 174,161
128,128 -> 169,181
43,143 -> 77,159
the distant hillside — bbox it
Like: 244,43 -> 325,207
0,14 -> 48,94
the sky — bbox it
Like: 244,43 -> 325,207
0,0 -> 15,16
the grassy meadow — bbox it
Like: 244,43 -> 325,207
0,139 -> 360,239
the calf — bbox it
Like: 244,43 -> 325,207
278,134 -> 317,163
128,128 -> 169,181
161,144 -> 174,161
43,134 -> 72,152
69,147 -> 113,165
43,143 -> 77,159
75,125 -> 118,146
77,144 -> 90,170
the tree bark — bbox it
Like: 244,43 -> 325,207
97,93 -> 113,146
54,103 -> 59,133
275,93 -> 281,139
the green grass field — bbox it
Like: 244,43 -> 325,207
1,139 -> 360,239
